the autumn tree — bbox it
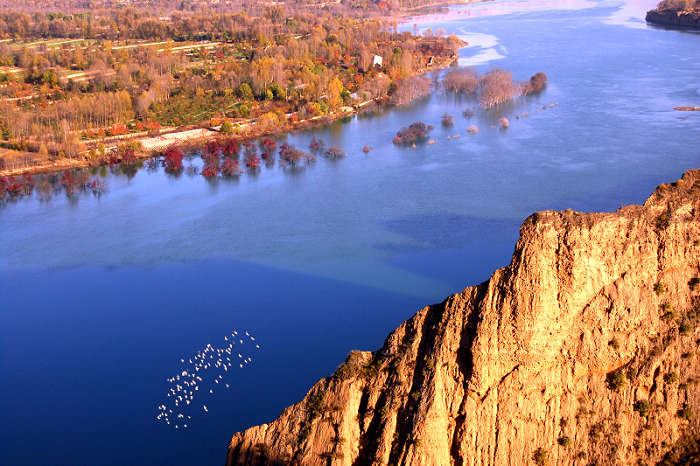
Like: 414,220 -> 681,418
479,69 -> 515,108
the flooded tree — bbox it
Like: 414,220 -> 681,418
393,122 -> 432,145
221,158 -> 242,176
389,76 -> 432,106
163,147 -> 185,172
467,125 -> 479,134
443,68 -> 479,94
499,117 -> 509,129
441,114 -> 454,127
324,147 -> 346,159
279,143 -> 314,167
309,137 -> 325,153
222,138 -> 240,158
479,69 -> 516,108
522,72 -> 547,95
201,152 -> 221,177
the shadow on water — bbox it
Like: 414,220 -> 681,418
375,212 -> 520,254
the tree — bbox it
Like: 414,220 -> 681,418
327,77 -> 344,109
220,120 -> 234,134
479,69 -> 515,108
443,68 -> 479,94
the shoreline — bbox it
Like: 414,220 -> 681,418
0,55 -> 462,178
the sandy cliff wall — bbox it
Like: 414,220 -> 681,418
228,170 -> 700,465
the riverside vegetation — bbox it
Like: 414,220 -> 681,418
0,2 -> 465,175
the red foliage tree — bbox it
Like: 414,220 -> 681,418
222,138 -> 240,158
221,158 -> 242,176
163,147 -> 184,172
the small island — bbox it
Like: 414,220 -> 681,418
646,0 -> 700,29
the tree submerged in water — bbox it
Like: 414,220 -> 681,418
163,147 -> 184,172
522,72 -> 547,95
389,76 -> 432,106
393,122 -> 432,145
443,67 -> 479,95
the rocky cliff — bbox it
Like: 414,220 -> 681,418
646,8 -> 700,29
227,170 -> 700,465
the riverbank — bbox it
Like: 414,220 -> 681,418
0,57 -> 462,178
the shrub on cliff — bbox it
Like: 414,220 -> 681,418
678,406 -> 694,421
634,400 -> 651,417
533,448 -> 549,465
654,281 -> 667,294
606,369 -> 626,390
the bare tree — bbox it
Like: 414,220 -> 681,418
479,69 -> 515,108
443,67 -> 479,94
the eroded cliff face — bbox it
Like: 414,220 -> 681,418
228,170 -> 700,466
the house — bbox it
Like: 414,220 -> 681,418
372,55 -> 383,67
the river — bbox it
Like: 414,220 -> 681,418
1,0 -> 699,464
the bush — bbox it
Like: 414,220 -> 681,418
607,370 -> 626,390
654,282 -> 667,294
523,72 -> 547,95
589,423 -> 604,441
664,372 -> 679,384
609,338 -> 620,350
163,147 -> 184,172
533,448 -> 549,465
220,119 -> 234,134
633,400 -> 650,417
557,436 -> 571,447
677,406 -> 693,421
306,391 -> 325,420
679,320 -> 693,335
689,277 -> 700,291
393,122 -> 432,145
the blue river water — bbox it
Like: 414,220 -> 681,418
1,0 -> 699,464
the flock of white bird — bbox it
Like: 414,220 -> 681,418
155,330 -> 260,429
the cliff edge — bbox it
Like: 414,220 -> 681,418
228,170 -> 700,465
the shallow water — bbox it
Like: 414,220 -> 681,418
2,1 -> 699,464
